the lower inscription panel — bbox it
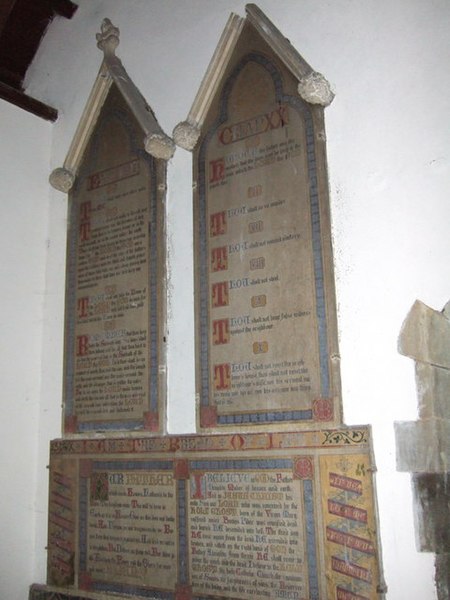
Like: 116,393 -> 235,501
47,428 -> 383,599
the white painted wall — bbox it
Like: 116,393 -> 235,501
0,101 -> 52,600
0,0 -> 447,598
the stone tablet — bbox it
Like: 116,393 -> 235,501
46,427 -> 383,599
63,83 -> 166,433
190,15 -> 341,430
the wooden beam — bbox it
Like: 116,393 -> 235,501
50,0 -> 78,20
0,0 -> 16,37
0,81 -> 57,121
0,66 -> 22,89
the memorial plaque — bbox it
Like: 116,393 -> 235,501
63,84 -> 166,433
47,427 -> 383,599
192,22 -> 341,430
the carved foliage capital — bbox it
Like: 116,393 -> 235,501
144,133 -> 176,161
298,71 -> 335,107
173,121 -> 201,151
49,167 -> 75,193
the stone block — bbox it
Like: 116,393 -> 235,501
395,418 -> 450,473
416,362 -> 450,420
435,553 -> 450,600
398,300 -> 450,369
412,473 -> 450,553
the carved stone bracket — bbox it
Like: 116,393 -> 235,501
395,299 -> 450,599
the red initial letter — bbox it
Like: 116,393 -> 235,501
209,158 -> 225,183
213,364 -> 231,390
77,297 -> 89,318
212,319 -> 230,345
210,211 -> 227,237
76,335 -> 89,356
211,246 -> 228,271
211,282 -> 229,307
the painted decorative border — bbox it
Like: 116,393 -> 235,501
50,427 -> 370,456
76,457 -> 319,600
46,427 -> 382,600
63,101 -> 162,433
197,52 -> 330,426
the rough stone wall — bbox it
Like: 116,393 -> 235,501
396,300 -> 450,599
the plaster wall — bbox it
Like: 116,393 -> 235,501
0,1 -> 447,599
0,102 -> 52,600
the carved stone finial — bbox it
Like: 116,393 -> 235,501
96,18 -> 120,57
49,167 -> 75,192
144,133 -> 176,161
298,71 -> 335,107
173,120 -> 201,151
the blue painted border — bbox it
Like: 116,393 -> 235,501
78,477 -> 88,574
177,479 -> 188,585
304,479 -> 320,599
197,53 -> 330,424
189,457 -> 291,471
217,408 -> 313,425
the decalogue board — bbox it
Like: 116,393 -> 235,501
63,84 -> 166,434
47,427 -> 383,599
193,23 -> 341,431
